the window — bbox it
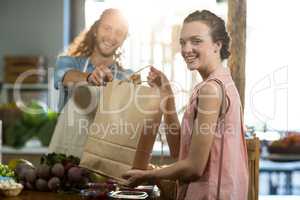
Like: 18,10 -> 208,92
245,0 -> 300,135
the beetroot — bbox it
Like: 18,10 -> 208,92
63,162 -> 75,171
37,164 -> 50,180
24,168 -> 37,183
67,167 -> 83,183
35,179 -> 48,191
48,177 -> 61,191
51,163 -> 64,178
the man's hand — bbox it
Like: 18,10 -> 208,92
87,65 -> 113,86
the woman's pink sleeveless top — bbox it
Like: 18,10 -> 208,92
177,67 -> 249,200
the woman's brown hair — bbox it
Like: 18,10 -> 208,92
184,10 -> 231,60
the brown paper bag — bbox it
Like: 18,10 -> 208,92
80,80 -> 162,181
48,84 -> 100,158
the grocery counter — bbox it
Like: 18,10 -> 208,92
2,191 -> 82,200
2,189 -> 160,200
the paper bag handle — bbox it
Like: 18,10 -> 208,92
119,65 -> 152,85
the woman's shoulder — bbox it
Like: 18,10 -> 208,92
190,80 -> 222,103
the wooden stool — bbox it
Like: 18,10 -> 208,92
246,135 -> 260,200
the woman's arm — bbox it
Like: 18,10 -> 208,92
123,81 -> 222,186
163,90 -> 181,158
147,67 -> 181,158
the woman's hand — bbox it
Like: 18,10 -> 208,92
87,64 -> 113,86
147,66 -> 172,93
121,169 -> 152,188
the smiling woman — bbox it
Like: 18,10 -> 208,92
179,10 -> 230,73
121,10 -> 249,200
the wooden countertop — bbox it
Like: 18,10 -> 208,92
2,190 -> 160,200
2,191 -> 84,200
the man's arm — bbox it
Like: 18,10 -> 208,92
62,70 -> 90,86
54,56 -> 84,89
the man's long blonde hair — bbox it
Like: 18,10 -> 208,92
66,9 -> 127,68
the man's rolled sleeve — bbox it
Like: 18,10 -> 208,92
54,56 -> 78,89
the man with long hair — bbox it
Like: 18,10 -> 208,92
54,8 -> 132,110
